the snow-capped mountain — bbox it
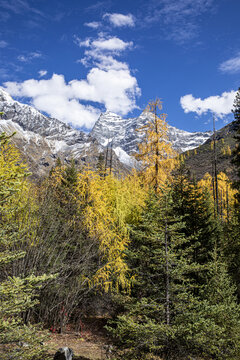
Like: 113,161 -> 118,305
0,88 -> 108,177
0,88 -> 87,145
0,88 -> 213,177
91,110 -> 212,155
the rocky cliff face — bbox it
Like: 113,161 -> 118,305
0,88 -> 213,178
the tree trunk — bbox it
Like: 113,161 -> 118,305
165,219 -> 170,326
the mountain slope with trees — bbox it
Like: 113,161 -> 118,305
183,120 -> 238,181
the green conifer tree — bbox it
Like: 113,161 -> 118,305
177,254 -> 240,359
171,163 -> 218,267
108,189 -> 201,359
232,88 -> 240,206
226,88 -> 240,296
62,159 -> 78,188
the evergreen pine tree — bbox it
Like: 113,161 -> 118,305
232,88 -> 240,207
171,163 -> 217,267
226,88 -> 240,296
233,87 -> 240,123
177,254 -> 240,359
108,189 -> 201,359
62,159 -> 78,188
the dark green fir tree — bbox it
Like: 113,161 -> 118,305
108,188 -> 202,359
232,88 -> 240,205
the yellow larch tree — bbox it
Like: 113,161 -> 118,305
76,168 -> 146,292
135,98 -> 176,192
198,172 -> 236,220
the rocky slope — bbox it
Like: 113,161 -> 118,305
184,120 -> 238,180
0,88 -> 214,178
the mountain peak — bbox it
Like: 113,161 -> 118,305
0,87 -> 14,104
100,110 -> 123,119
91,110 -> 212,155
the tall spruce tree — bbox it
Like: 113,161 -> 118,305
108,189 -> 202,359
224,88 -> 240,297
232,88 -> 240,205
175,252 -> 240,360
171,162 -> 217,267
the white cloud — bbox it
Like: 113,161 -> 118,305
78,51 -> 129,71
76,33 -> 134,73
4,31 -> 140,129
76,34 -> 133,52
92,37 -> 132,51
76,37 -> 91,47
70,68 -> 140,114
219,53 -> 240,74
0,40 -> 8,48
104,13 -> 135,27
84,21 -> 101,29
3,70 -> 140,128
180,90 -> 237,118
38,70 -> 47,77
17,51 -> 42,62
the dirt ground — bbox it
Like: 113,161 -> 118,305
47,317 -> 112,360
48,334 -> 105,359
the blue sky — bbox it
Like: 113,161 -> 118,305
0,0 -> 239,132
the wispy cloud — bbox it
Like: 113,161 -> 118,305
0,40 -> 8,48
0,61 -> 23,80
85,1 -> 111,13
38,70 -> 47,77
0,68 -> 10,79
0,0 -> 45,17
219,53 -> 240,74
0,11 -> 10,21
180,90 -> 236,118
144,0 -> 214,43
103,13 -> 135,27
84,21 -> 101,29
17,51 -> 42,63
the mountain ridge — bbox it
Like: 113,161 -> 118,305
0,88 -> 216,178
91,109 -> 212,155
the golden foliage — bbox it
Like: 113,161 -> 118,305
0,134 -> 30,221
76,168 -> 146,292
135,99 -> 177,191
198,172 -> 236,220
221,145 -> 232,157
